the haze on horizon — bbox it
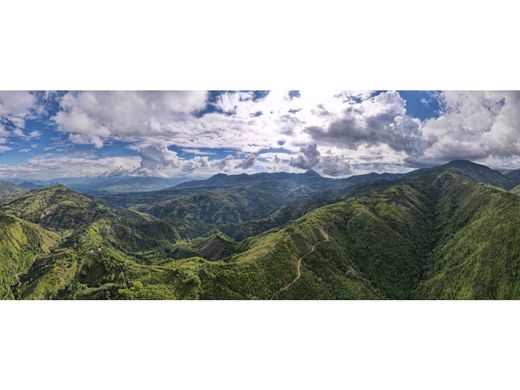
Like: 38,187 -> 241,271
0,91 -> 519,181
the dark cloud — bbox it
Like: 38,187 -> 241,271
289,144 -> 320,170
305,108 -> 423,154
182,156 -> 209,173
317,155 -> 352,176
235,154 -> 256,169
214,155 -> 234,170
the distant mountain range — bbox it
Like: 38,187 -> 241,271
3,175 -> 192,194
2,160 -> 520,299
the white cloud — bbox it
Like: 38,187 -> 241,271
182,156 -> 209,173
305,91 -> 423,154
0,91 -> 36,128
50,91 -> 379,158
12,128 -> 41,141
138,143 -> 181,171
181,148 -> 214,155
53,91 -> 209,148
0,154 -> 142,180
1,90 -> 519,179
214,91 -> 254,114
0,124 -> 9,145
317,154 -> 352,176
415,91 -> 520,165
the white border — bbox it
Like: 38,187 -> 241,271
1,301 -> 520,390
1,1 -> 520,389
0,0 -> 518,90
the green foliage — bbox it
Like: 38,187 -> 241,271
3,161 -> 520,300
0,213 -> 58,298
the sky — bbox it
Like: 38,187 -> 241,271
0,90 -> 519,180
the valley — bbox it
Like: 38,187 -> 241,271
1,160 -> 520,299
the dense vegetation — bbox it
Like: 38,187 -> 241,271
1,161 -> 520,299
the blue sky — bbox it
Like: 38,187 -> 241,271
0,91 -> 519,179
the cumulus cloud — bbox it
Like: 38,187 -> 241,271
305,91 -> 423,154
0,124 -> 9,145
234,153 -> 256,169
182,156 -> 209,173
138,143 -> 181,170
317,155 -> 352,176
0,154 -> 142,180
2,90 -> 520,179
412,91 -> 520,165
0,91 -> 36,128
215,91 -> 255,114
286,144 -> 353,176
12,129 -> 41,141
289,144 -> 321,170
53,91 -> 209,148
214,155 -> 234,171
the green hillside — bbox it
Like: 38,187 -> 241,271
0,185 -> 111,230
2,161 -> 520,300
0,213 -> 59,298
165,168 -> 520,299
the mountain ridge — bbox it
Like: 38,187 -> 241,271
2,160 -> 520,299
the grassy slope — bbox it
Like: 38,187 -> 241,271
416,173 -> 520,299
7,167 -> 520,300
191,178 -> 436,299
178,170 -> 520,299
0,185 -> 111,230
0,213 -> 59,298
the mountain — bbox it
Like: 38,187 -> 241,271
409,159 -> 516,189
0,213 -> 59,298
45,176 -> 192,194
0,186 -> 190,299
2,160 -> 520,300
174,169 -> 400,191
504,169 -> 520,186
160,168 -> 520,299
121,170 -> 401,237
0,181 -> 25,199
0,185 -> 112,231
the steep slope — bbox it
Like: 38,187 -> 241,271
416,173 -> 520,299
0,213 -> 59,298
505,169 -> 520,186
120,171 -> 400,238
193,175 -> 438,299
408,160 -> 515,189
0,185 -> 111,230
6,161 -> 520,300
16,218 -> 204,300
154,169 -> 520,300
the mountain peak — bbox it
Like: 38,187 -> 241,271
445,160 -> 482,168
303,169 -> 320,177
47,184 -> 71,192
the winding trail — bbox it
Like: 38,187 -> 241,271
271,228 -> 330,299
